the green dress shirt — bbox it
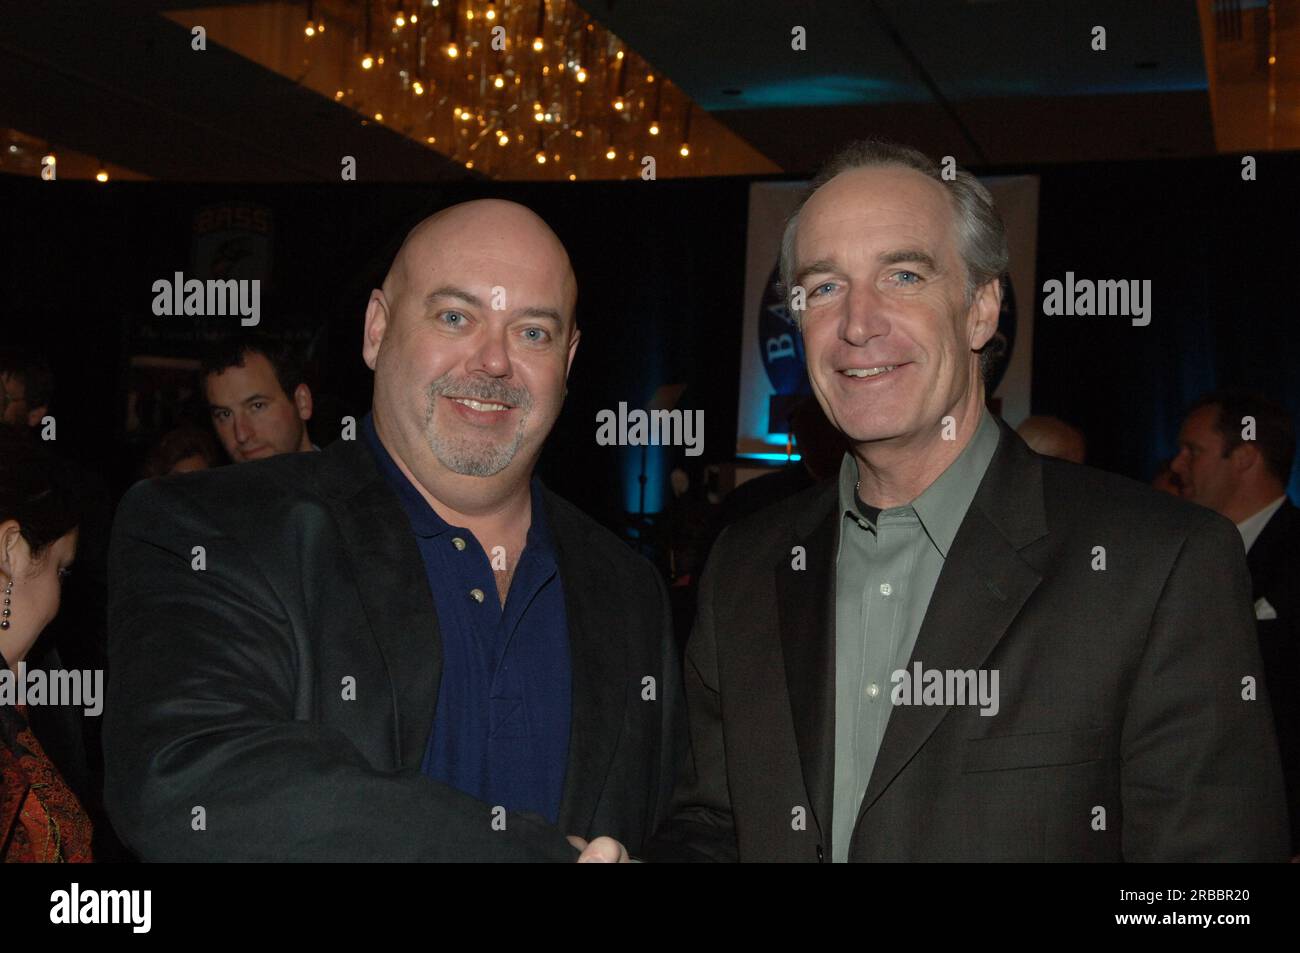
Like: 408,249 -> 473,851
831,409 -> 1001,862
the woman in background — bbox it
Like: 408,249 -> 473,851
0,423 -> 91,862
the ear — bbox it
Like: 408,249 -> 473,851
565,326 -> 581,379
294,382 -> 314,421
0,518 -> 27,582
1231,440 -> 1261,474
362,290 -> 390,371
967,278 -> 1002,353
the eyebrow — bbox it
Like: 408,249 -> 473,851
424,286 -> 483,310
878,249 -> 939,271
424,285 -> 564,324
793,249 -> 940,287
209,393 -> 274,411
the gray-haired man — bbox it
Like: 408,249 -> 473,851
647,139 -> 1288,861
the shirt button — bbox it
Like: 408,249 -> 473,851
470,588 -> 485,603
452,537 -> 467,551
866,683 -> 879,699
879,582 -> 892,596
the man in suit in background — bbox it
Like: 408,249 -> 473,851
104,200 -> 679,861
648,139 -> 1288,861
200,332 -> 319,462
1174,389 -> 1300,858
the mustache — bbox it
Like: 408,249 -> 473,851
428,373 -> 532,410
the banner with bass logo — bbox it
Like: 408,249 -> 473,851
737,176 -> 1039,458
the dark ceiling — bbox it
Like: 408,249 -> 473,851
0,0 -> 471,182
0,0 -> 1218,181
575,0 -> 1216,171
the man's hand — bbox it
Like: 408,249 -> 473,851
566,835 -> 632,862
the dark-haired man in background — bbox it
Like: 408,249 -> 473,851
1,347 -> 53,431
200,333 -> 317,462
1174,389 -> 1300,857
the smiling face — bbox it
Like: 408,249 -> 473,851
363,200 -> 579,497
793,165 -> 999,451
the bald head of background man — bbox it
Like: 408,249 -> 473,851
362,199 -> 579,525
1016,415 -> 1086,464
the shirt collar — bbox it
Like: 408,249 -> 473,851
360,410 -> 556,560
1236,495 -> 1287,553
837,407 -> 1002,557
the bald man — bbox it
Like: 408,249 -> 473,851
1016,415 -> 1086,464
103,201 -> 681,861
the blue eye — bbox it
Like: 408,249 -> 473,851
894,271 -> 921,285
522,327 -> 550,342
440,310 -> 467,326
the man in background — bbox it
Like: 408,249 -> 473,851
1016,415 -> 1086,464
1174,389 -> 1300,857
0,347 -> 53,431
200,333 -> 317,462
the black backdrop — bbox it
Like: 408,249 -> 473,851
4,150 -> 1299,527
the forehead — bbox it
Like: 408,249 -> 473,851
209,352 -> 278,392
1182,405 -> 1221,440
796,165 -> 957,259
408,228 -> 575,314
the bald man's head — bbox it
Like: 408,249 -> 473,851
362,199 -> 581,504
382,199 -> 577,324
1017,415 -> 1086,464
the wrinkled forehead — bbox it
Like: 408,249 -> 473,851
796,165 -> 959,259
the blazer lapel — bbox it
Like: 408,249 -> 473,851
318,437 -> 442,769
856,420 -> 1048,822
546,489 -> 628,836
775,482 -> 839,844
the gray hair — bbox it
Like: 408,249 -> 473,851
778,139 -> 1009,380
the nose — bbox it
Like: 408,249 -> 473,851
469,325 -> 513,378
1170,447 -> 1189,477
232,412 -> 254,444
842,283 -> 892,347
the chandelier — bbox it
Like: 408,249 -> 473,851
167,0 -> 776,180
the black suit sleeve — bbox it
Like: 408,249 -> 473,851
644,529 -> 740,862
103,478 -> 579,861
1121,510 -> 1290,860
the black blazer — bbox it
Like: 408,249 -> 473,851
649,419 -> 1290,861
103,435 -> 682,861
1246,499 -> 1300,853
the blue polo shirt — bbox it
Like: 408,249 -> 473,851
361,412 -> 571,823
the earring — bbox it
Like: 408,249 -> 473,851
1,579 -> 11,630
